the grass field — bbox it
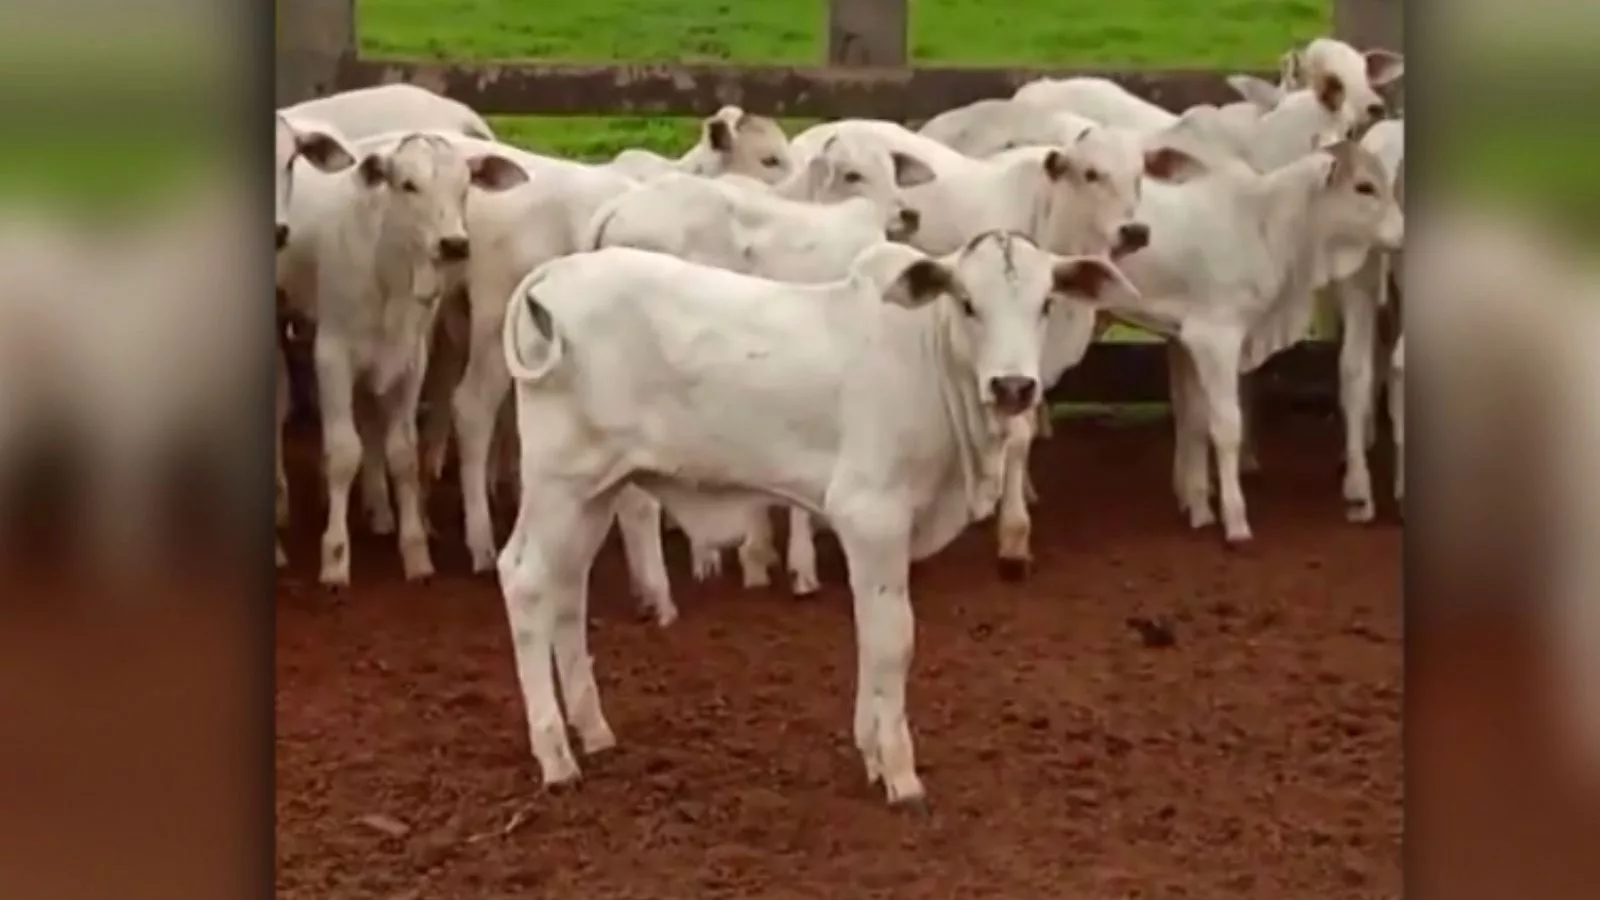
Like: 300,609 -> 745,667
360,0 -> 1330,159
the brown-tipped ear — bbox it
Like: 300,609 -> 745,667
891,151 -> 936,188
705,118 -> 734,153
1043,148 -> 1074,181
467,153 -> 530,192
1314,72 -> 1346,113
1051,257 -> 1136,302
1225,74 -> 1283,111
1364,49 -> 1404,86
1143,145 -> 1205,184
886,259 -> 956,308
296,130 -> 357,173
357,152 -> 388,188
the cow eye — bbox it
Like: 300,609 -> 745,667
1041,297 -> 1053,317
1354,181 -> 1377,196
957,295 -> 978,318
400,180 -> 419,193
1083,168 -> 1101,183
761,155 -> 781,168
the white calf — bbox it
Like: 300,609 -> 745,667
1078,139 -> 1403,543
283,132 -> 529,587
273,113 -> 357,567
608,105 -> 793,184
1012,76 -> 1179,134
917,99 -> 1088,158
279,83 -> 495,142
1329,119 -> 1405,521
586,133 -> 937,603
792,118 -> 1208,575
497,232 -> 1137,805
1279,37 -> 1404,128
447,141 -> 643,573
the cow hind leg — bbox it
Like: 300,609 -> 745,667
498,488 -> 614,785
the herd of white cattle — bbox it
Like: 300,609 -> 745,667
274,36 -> 1405,807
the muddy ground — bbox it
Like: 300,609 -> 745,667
277,415 -> 1402,899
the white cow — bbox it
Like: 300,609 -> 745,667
1072,139 -> 1403,543
789,119 -> 1176,262
1328,118 -> 1404,521
1012,76 -> 1180,135
607,105 -> 794,185
439,139 -> 644,575
917,98 -> 1089,158
790,119 -> 1206,574
279,83 -> 495,143
1279,37 -> 1404,128
279,131 -> 529,587
273,113 -> 358,567
584,133 -> 937,605
496,232 -> 1139,805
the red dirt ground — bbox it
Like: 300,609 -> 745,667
276,415 -> 1402,899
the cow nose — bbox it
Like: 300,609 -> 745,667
1366,101 -> 1386,121
988,375 -> 1038,413
1117,222 -> 1150,254
275,223 -> 289,250
438,236 -> 470,261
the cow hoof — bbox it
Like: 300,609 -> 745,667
888,793 -> 931,819
790,570 -> 820,597
1345,500 -> 1376,524
996,557 -> 1031,582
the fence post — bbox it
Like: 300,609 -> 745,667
1333,0 -> 1403,50
276,0 -> 357,106
827,0 -> 909,68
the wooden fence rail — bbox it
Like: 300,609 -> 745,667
275,0 -> 1401,409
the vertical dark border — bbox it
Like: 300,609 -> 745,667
253,0 -> 278,896
1398,0 -> 1417,891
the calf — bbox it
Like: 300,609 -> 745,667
1012,76 -> 1179,134
281,131 -> 528,587
1279,37 -> 1404,128
496,233 -> 1137,805
585,133 -> 936,604
273,113 -> 357,567
917,98 -> 1088,158
1328,119 -> 1404,521
789,121 -> 1200,575
1071,139 -> 1403,543
607,106 -> 793,185
438,139 -> 643,574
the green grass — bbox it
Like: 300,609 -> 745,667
358,0 -> 1330,159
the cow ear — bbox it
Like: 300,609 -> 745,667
704,107 -> 744,154
886,259 -> 956,308
1143,145 -> 1205,184
1050,256 -> 1139,303
891,151 -> 936,188
296,130 -> 357,173
1364,49 -> 1404,86
1043,148 -> 1074,181
358,152 -> 389,188
467,153 -> 530,192
1314,72 -> 1346,113
1226,74 -> 1284,111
